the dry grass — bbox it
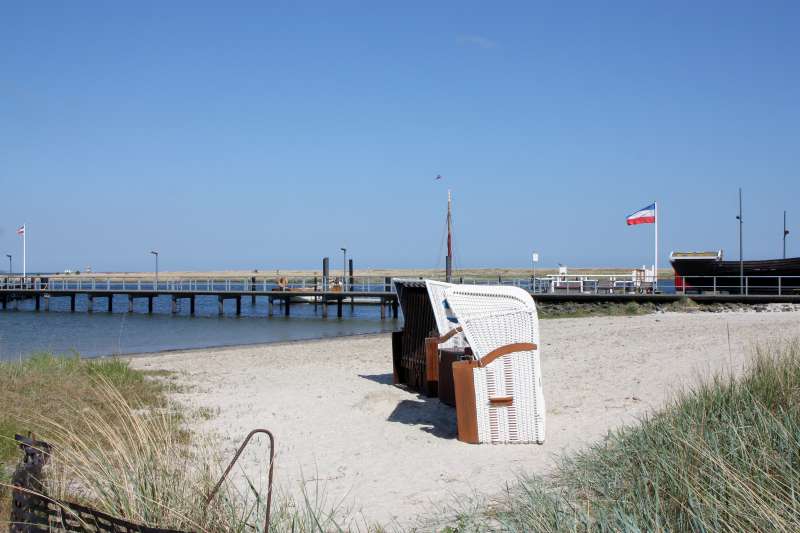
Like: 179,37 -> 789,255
0,354 -> 176,519
0,356 -> 357,531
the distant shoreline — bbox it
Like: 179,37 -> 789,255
42,266 -> 676,280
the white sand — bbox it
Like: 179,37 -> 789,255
130,310 -> 800,527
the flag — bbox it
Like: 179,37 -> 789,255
17,225 -> 25,236
626,204 -> 656,225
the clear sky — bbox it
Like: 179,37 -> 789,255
2,1 -> 798,273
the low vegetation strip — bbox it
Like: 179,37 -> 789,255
437,339 -> 800,532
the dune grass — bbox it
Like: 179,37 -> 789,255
434,338 -> 800,532
0,354 -> 177,523
0,353 -> 172,465
0,354 -> 352,532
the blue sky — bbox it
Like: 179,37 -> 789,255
2,1 -> 798,273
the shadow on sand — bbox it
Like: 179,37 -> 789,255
359,373 -> 457,439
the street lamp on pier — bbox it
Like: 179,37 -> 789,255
150,250 -> 159,287
784,211 -> 790,259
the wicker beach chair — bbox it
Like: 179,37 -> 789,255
444,284 -> 545,444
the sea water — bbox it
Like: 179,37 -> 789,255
0,294 -> 398,360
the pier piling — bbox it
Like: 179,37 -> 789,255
284,296 -> 290,316
88,295 -> 94,313
236,296 -> 242,316
70,294 -> 76,312
148,296 -> 154,314
44,296 -> 49,312
218,296 -> 223,316
35,295 -> 40,311
337,297 -> 343,318
268,296 -> 273,317
107,295 -> 113,312
128,295 -> 133,313
171,295 -> 177,314
190,295 -> 196,315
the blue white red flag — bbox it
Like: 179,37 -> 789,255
626,204 -> 656,225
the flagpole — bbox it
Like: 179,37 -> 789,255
654,202 -> 658,292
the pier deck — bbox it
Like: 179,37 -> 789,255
2,275 -> 800,318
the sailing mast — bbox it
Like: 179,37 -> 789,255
446,189 -> 453,282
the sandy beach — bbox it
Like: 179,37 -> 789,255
130,310 -> 800,528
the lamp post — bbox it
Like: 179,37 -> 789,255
150,250 -> 159,287
784,211 -> 790,259
736,188 -> 743,293
531,251 -> 539,293
5,254 -> 11,275
340,248 -> 347,291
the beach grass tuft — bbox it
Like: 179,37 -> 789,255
430,338 -> 800,532
0,354 -> 350,531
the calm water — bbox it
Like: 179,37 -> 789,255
0,294 -> 398,360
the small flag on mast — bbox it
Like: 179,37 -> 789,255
17,225 -> 25,236
626,204 -> 656,225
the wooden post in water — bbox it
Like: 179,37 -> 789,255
190,295 -> 196,315
236,296 -> 242,316
284,296 -> 290,316
70,294 -> 76,312
35,294 -> 40,311
268,296 -> 273,317
218,296 -> 224,316
148,296 -> 154,314
88,295 -> 94,313
380,297 -> 386,319
171,295 -> 177,314
107,295 -> 113,312
348,259 -> 354,312
250,276 -> 256,305
337,297 -> 343,318
128,295 -> 133,312
44,295 -> 50,312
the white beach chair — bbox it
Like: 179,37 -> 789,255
444,284 -> 545,444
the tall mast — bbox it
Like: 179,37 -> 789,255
446,189 -> 452,282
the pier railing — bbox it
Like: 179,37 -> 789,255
2,274 -> 799,296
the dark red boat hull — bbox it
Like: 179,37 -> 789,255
671,257 -> 800,295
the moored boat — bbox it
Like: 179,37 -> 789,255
670,251 -> 800,294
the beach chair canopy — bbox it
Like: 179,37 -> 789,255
424,279 -> 468,349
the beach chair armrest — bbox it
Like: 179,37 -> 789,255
478,342 -> 538,368
434,326 -> 463,344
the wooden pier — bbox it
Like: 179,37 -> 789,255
2,273 -> 800,318
0,287 -> 400,319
